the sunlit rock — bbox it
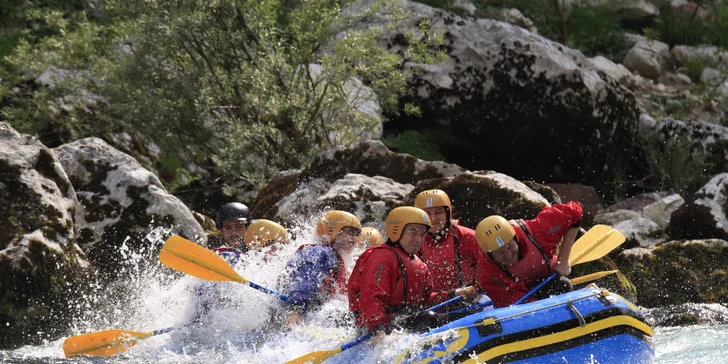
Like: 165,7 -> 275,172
0,122 -> 94,349
53,137 -> 205,280
668,174 -> 728,241
252,141 -> 464,224
623,38 -> 673,79
616,239 -> 728,307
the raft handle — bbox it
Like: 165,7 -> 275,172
567,300 -> 586,327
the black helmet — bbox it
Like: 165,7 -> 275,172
216,202 -> 252,228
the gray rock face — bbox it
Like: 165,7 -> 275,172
623,39 -> 672,79
381,1 -> 640,197
251,142 -> 549,231
617,239 -> 728,307
0,122 -> 93,349
53,137 -> 204,279
646,117 -> 728,173
668,174 -> 728,241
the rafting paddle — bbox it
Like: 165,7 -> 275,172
63,327 -> 174,358
514,224 -> 625,305
160,235 -> 291,303
570,270 -> 619,285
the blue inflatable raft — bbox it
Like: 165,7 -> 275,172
328,287 -> 654,363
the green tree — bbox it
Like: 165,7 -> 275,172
3,0 -> 444,184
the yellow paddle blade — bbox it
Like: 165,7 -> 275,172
569,225 -> 625,266
570,270 -> 619,285
63,329 -> 153,358
285,348 -> 342,364
160,236 -> 248,284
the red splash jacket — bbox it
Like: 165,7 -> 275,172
476,202 -> 583,307
419,221 -> 483,291
348,244 -> 450,332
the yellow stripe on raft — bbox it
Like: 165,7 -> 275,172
462,315 -> 654,363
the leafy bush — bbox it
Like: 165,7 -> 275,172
564,5 -> 628,60
642,136 -> 712,194
382,130 -> 446,161
681,55 -> 706,82
654,7 -> 706,47
2,0 -> 445,184
706,3 -> 728,48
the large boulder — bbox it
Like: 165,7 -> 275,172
623,39 -> 673,79
616,239 -> 728,307
251,142 -> 552,232
381,1 -> 641,198
251,141 -> 465,219
0,123 -> 94,349
668,174 -> 728,241
53,137 -> 205,280
645,118 -> 728,174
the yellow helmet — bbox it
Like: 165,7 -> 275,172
386,206 -> 431,242
414,189 -> 452,211
244,219 -> 289,250
359,227 -> 384,248
315,210 -> 362,243
475,215 -> 516,253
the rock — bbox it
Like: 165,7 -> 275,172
316,173 -> 414,228
623,39 -> 673,79
452,0 -> 476,16
595,209 -> 642,225
648,118 -> 728,174
545,183 -> 601,226
668,174 -> 728,241
604,192 -> 668,212
380,1 -> 641,198
671,45 -> 728,71
657,72 -> 692,87
614,216 -> 661,247
0,122 -> 94,349
643,193 -> 685,229
700,67 -> 722,84
499,8 -> 537,33
252,141 -> 465,220
53,137 -> 205,280
617,239 -> 728,307
589,56 -> 633,84
643,303 -> 728,327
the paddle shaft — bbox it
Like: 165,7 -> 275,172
249,281 -> 291,303
514,272 -> 558,305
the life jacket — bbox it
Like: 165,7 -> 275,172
492,220 -> 555,288
418,221 -> 478,291
297,244 -> 348,295
349,244 -> 430,320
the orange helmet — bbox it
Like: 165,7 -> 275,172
315,210 -> 361,243
414,189 -> 452,219
475,215 -> 516,253
386,206 -> 431,242
244,219 -> 289,250
359,227 -> 384,248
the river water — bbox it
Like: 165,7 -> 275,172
1,227 -> 726,363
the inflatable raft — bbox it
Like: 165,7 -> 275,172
328,287 -> 654,363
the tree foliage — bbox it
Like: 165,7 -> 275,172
2,0 -> 444,184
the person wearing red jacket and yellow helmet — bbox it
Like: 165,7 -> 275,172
414,189 -> 483,292
279,210 -> 361,327
348,206 -> 476,345
474,201 -> 583,308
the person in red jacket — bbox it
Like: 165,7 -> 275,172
348,206 -> 476,345
474,201 -> 583,308
414,189 -> 483,292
